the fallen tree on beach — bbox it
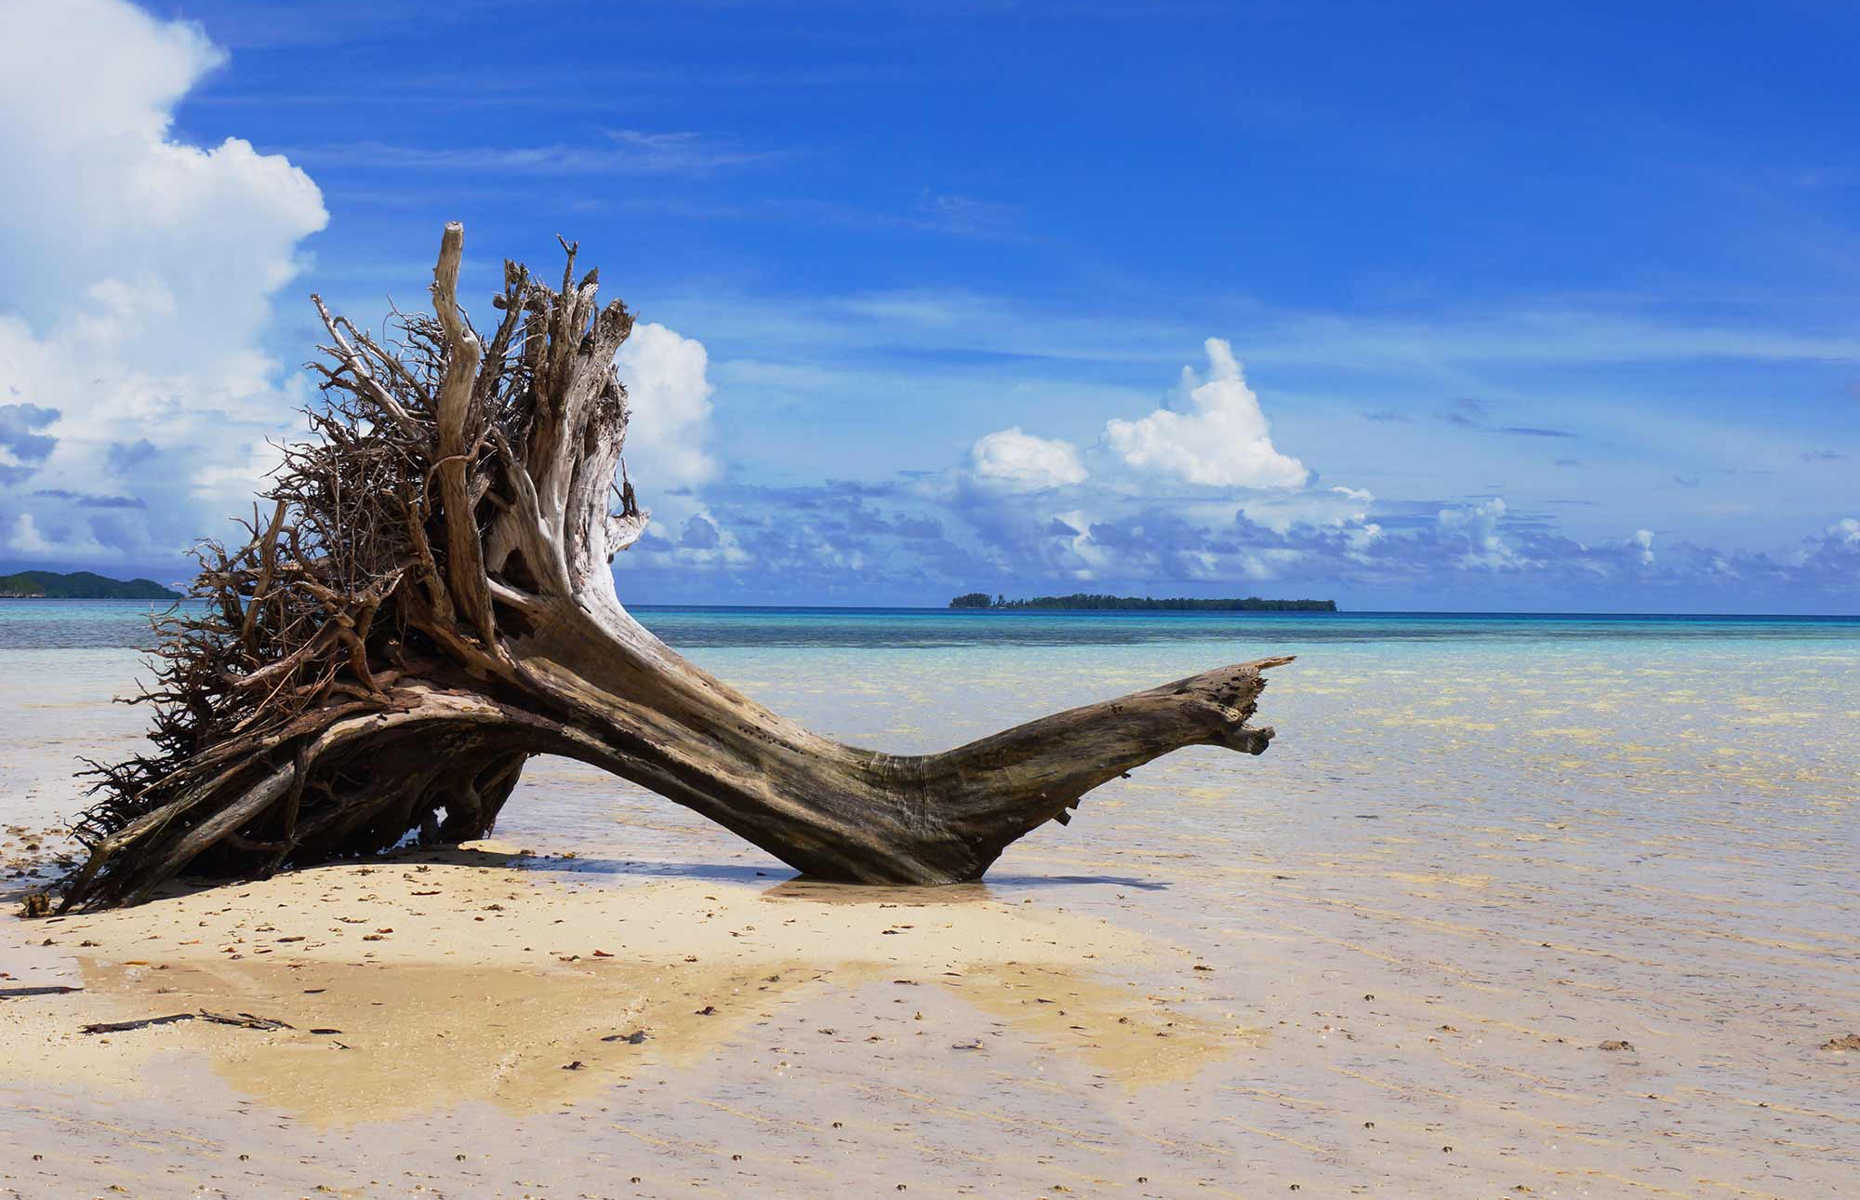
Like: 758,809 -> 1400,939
57,224 -> 1288,911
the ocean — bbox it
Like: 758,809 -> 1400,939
8,598 -> 1859,650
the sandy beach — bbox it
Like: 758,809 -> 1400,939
3,629 -> 1858,1198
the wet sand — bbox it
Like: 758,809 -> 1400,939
2,640 -> 1857,1197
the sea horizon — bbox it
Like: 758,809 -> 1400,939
8,598 -> 1860,655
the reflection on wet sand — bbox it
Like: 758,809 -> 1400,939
82,958 -> 817,1123
21,860 -> 1240,1128
75,955 -> 1236,1125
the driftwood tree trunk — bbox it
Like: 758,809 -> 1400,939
61,225 -> 1288,910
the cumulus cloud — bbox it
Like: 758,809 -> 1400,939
612,321 -> 750,571
1105,338 -> 1308,489
559,319 -> 1858,610
1436,497 -> 1526,570
1235,483 -> 1379,539
615,322 -> 717,490
0,0 -> 327,565
968,427 -> 1087,492
596,456 -> 1860,608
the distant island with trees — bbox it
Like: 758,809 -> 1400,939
0,570 -> 181,600
949,592 -> 1336,612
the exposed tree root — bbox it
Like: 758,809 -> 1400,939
60,224 -> 1289,911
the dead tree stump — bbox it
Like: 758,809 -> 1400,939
61,224 -> 1289,910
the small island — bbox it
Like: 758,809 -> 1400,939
0,570 -> 182,600
950,592 -> 1336,612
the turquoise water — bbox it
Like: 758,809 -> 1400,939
0,599 -> 189,649
4,598 -> 1859,650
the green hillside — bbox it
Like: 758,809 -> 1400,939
0,570 -> 182,600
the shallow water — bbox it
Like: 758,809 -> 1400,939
2,603 -> 1857,1196
8,598 -> 1860,650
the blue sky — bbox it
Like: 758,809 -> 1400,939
2,0 -> 1858,609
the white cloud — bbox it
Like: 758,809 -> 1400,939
1631,528 -> 1655,565
0,0 -> 327,563
969,427 -> 1088,492
938,345 -> 1374,589
1237,483 -> 1378,537
615,322 -> 718,491
7,514 -> 53,555
1437,497 -> 1525,570
611,321 -> 748,571
1105,338 -> 1308,489
6,510 -> 117,561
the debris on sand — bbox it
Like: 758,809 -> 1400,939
81,1013 -> 196,1034
1819,1033 -> 1860,1052
1598,1039 -> 1635,1052
80,1010 -> 294,1035
199,1011 -> 294,1031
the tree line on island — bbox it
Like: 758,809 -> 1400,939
0,570 -> 180,600
949,592 -> 1337,612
